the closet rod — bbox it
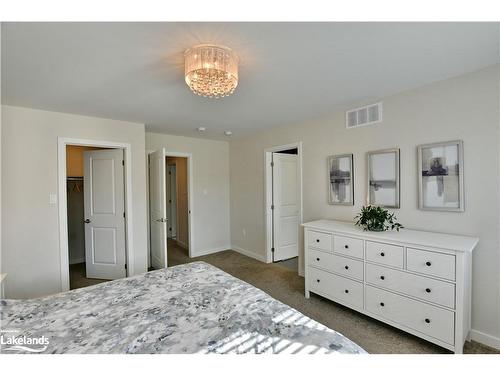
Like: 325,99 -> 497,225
67,177 -> 84,181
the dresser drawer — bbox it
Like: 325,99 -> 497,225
308,230 -> 333,252
333,235 -> 363,259
366,263 -> 455,308
366,241 -> 404,268
407,248 -> 456,281
308,249 -> 364,281
308,267 -> 363,308
365,285 -> 455,345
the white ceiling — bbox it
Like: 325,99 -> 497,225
2,22 -> 499,139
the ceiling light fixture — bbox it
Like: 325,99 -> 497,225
224,130 -> 233,136
197,127 -> 206,132
184,44 -> 238,98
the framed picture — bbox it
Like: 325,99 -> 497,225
367,148 -> 400,208
418,140 -> 464,212
328,154 -> 354,205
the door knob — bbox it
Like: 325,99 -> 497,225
84,219 -> 91,224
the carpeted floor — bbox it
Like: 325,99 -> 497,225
275,256 -> 299,272
167,239 -> 499,354
69,262 -> 109,290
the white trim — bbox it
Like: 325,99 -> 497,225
163,151 -> 194,258
470,329 -> 500,350
57,137 -> 134,293
232,246 -> 267,263
264,142 -> 303,264
193,245 -> 231,257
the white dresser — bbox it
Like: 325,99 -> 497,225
303,220 -> 478,353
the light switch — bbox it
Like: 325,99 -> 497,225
49,193 -> 57,206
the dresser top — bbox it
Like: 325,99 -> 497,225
302,220 -> 479,253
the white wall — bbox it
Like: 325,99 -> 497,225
1,105 -> 149,298
229,65 -> 500,346
146,133 -> 231,256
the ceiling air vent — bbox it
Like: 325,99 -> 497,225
345,102 -> 382,129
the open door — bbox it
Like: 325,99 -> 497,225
149,149 -> 168,269
83,149 -> 126,279
272,153 -> 299,262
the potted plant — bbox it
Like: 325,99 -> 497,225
354,205 -> 403,232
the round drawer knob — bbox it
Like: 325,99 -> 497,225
316,257 -> 320,261
316,279 -> 320,283
426,261 -> 432,267
344,289 -> 349,294
425,318 -> 431,324
344,245 -> 349,249
344,265 -> 349,270
380,252 -> 385,257
380,275 -> 385,280
380,302 -> 385,307
316,239 -> 320,243
425,288 -> 431,293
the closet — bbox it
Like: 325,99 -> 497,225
67,177 -> 85,264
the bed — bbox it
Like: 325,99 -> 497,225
0,261 -> 365,354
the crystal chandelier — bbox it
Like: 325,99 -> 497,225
184,44 -> 238,98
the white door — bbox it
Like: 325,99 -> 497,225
149,149 -> 168,269
167,165 -> 177,239
273,153 -> 299,262
84,149 -> 126,279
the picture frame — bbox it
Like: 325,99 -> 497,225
367,148 -> 400,208
327,154 -> 354,205
418,140 -> 464,212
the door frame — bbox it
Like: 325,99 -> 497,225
166,152 -> 193,257
264,142 -> 303,264
148,151 -> 193,258
57,137 -> 134,292
166,164 -> 177,239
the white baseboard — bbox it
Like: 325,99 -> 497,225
470,329 -> 500,350
192,245 -> 231,257
231,246 -> 267,263
69,257 -> 85,265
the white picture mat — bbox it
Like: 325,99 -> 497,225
421,143 -> 460,209
367,149 -> 399,208
370,152 -> 396,180
328,154 -> 353,205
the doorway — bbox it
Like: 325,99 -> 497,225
166,156 -> 189,263
57,138 -> 134,293
65,145 -> 127,290
265,143 -> 303,273
166,157 -> 189,248
149,150 -> 193,270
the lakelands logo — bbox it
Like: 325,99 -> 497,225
0,330 -> 49,353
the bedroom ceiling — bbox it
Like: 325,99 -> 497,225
1,22 -> 499,140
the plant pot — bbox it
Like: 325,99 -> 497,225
368,227 -> 386,232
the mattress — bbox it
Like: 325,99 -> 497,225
0,261 -> 365,354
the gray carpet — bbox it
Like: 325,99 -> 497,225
69,262 -> 109,290
275,256 -> 299,272
167,240 -> 499,354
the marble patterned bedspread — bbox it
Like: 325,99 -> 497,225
0,261 -> 365,354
